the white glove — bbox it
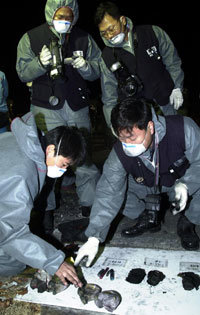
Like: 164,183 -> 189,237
169,88 -> 183,110
39,45 -> 52,66
71,56 -> 88,70
172,182 -> 188,215
74,237 -> 99,267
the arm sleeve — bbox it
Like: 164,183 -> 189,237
0,75 -> 4,104
77,35 -> 101,81
100,58 -> 118,127
0,176 -> 65,275
0,72 -> 8,105
177,116 -> 200,195
16,33 -> 47,83
153,25 -> 184,89
85,149 -> 127,242
4,75 -> 9,99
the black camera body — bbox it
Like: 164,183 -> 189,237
49,39 -> 64,80
110,61 -> 143,98
145,194 -> 161,212
145,194 -> 161,224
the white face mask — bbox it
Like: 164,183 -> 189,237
122,142 -> 146,157
122,131 -> 148,157
53,20 -> 71,33
47,164 -> 67,178
109,32 -> 125,45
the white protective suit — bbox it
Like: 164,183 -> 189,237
85,114 -> 200,242
0,113 -> 65,276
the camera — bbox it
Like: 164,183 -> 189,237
145,194 -> 161,212
49,39 -> 64,80
110,61 -> 143,97
145,194 -> 161,224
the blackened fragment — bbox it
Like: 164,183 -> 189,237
178,272 -> 200,290
147,270 -> 165,286
126,268 -> 146,284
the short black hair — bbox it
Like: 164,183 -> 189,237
44,126 -> 86,166
94,1 -> 121,26
111,98 -> 153,136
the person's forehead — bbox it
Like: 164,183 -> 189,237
54,6 -> 73,18
58,155 -> 71,163
99,13 -> 118,30
120,126 -> 144,137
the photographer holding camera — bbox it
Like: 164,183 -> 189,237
16,0 -> 101,230
75,98 -> 200,268
94,1 -> 184,127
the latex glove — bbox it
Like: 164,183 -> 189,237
169,88 -> 183,110
74,237 -> 100,267
39,45 -> 52,66
172,182 -> 188,215
71,56 -> 88,70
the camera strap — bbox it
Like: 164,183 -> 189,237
138,131 -> 161,194
112,35 -> 138,75
154,131 -> 160,192
112,47 -> 120,64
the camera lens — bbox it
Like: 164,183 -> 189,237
49,96 -> 59,106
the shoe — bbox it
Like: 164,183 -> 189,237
121,210 -> 161,238
81,206 -> 91,217
43,210 -> 54,235
177,215 -> 199,250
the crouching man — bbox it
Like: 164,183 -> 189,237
75,98 -> 200,268
0,112 -> 86,287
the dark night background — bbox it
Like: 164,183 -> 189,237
1,0 -> 199,119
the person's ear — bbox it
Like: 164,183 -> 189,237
148,121 -> 154,135
120,16 -> 126,26
46,144 -> 55,157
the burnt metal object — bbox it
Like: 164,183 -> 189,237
78,283 -> 102,304
94,290 -> 122,312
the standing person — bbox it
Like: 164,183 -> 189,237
0,111 -> 86,287
0,70 -> 9,133
94,1 -> 184,128
16,0 -> 101,221
75,98 -> 200,268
